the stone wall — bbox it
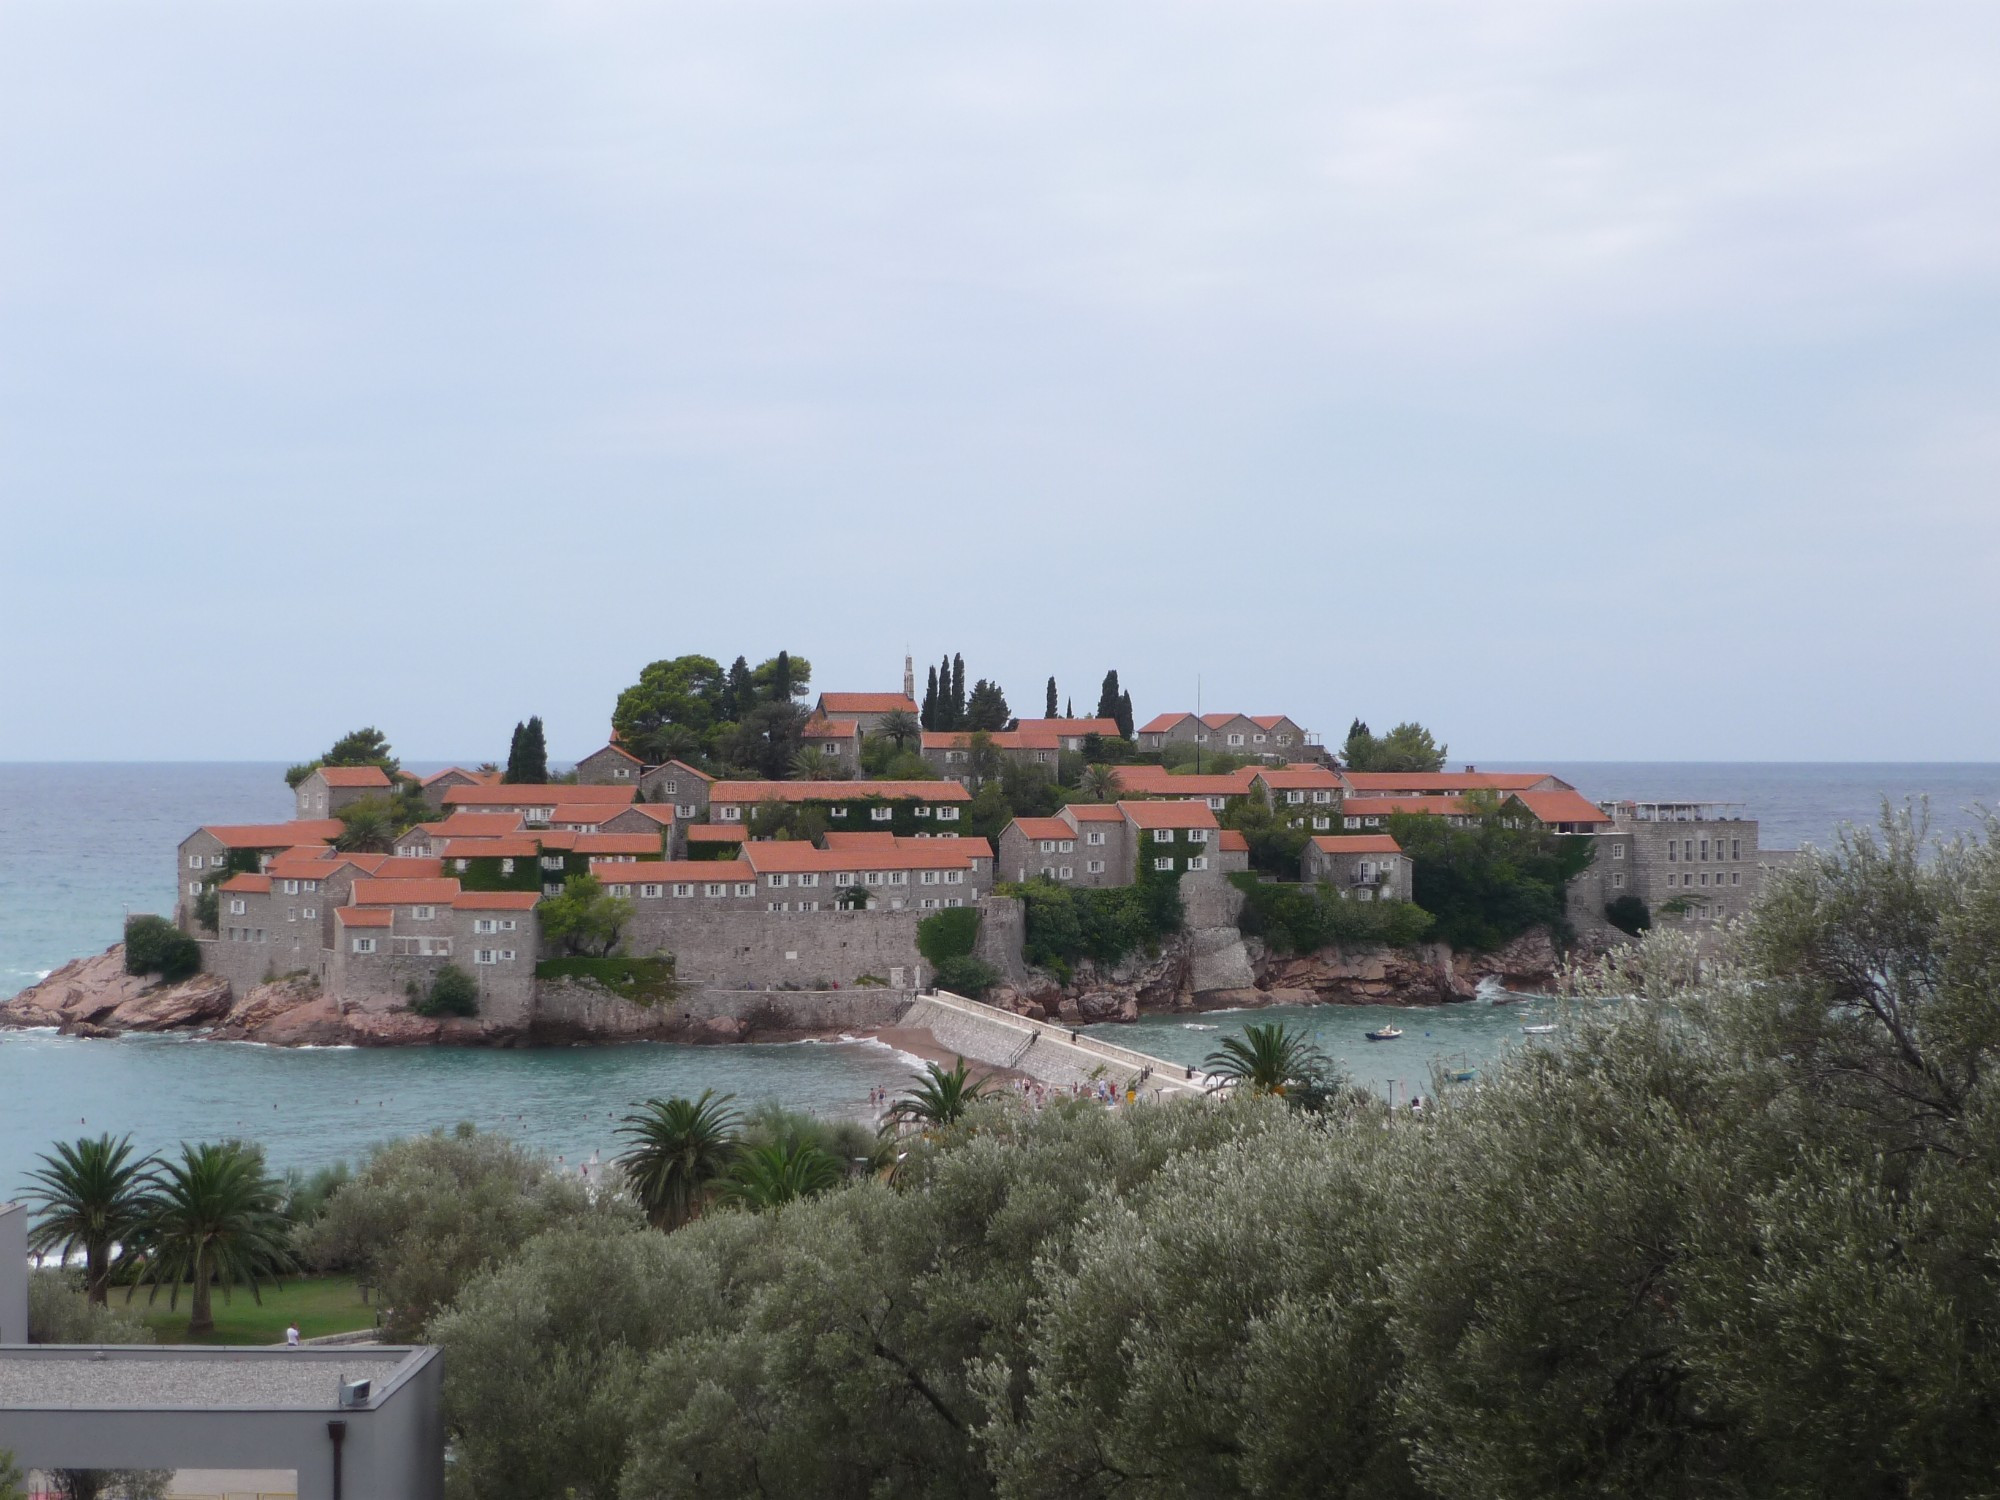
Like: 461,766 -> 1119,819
622,904 -> 933,989
901,993 -> 1203,1095
532,980 -> 915,1042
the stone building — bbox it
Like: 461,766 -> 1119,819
919,727 -> 1061,784
292,764 -> 393,819
639,759 -> 712,820
1009,716 -> 1122,751
707,778 -> 971,832
1302,834 -> 1414,902
1107,765 -> 1260,810
810,691 -> 920,736
1135,712 -> 1316,761
997,799 -> 1224,887
175,820 -> 344,926
575,742 -> 645,785
802,718 -> 865,768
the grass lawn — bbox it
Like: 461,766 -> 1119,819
134,1273 -> 378,1346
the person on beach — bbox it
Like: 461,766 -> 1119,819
285,1323 -> 300,1349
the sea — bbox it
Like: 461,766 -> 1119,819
1,761 -> 1995,1197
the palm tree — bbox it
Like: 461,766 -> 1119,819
790,747 -> 835,781
23,1135 -> 157,1305
332,799 -> 395,853
716,1138 -> 845,1212
1080,764 -> 1121,802
616,1090 -> 743,1230
877,708 -> 921,751
131,1142 -> 295,1336
1202,1023 -> 1330,1097
885,1058 -> 992,1130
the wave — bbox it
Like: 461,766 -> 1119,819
1180,1023 -> 1219,1031
835,1033 -> 931,1075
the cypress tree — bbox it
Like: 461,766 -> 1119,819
938,655 -> 953,729
521,716 -> 550,783
951,654 -> 966,729
772,650 -> 794,703
1065,696 -> 1074,718
1096,670 -> 1122,722
1116,691 -> 1134,741
722,657 -> 754,721
1045,677 -> 1058,718
505,721 -> 527,782
922,666 -> 938,730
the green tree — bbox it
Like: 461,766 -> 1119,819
1117,688 -> 1133,740
539,875 -> 633,957
966,729 -> 1005,790
1390,795 -> 1592,950
1079,763 -> 1120,802
718,1138 -> 845,1212
617,1091 -> 743,1231
416,965 -> 479,1018
132,1142 -> 294,1337
753,650 -> 811,704
1202,1022 -> 1333,1099
722,700 -> 806,779
1605,893 -> 1651,936
790,746 -> 837,780
284,725 -> 401,789
1219,794 -> 1313,877
951,653 -> 966,728
965,679 -> 1011,732
1045,677 -> 1058,717
886,1059 -> 993,1129
505,716 -> 550,783
28,1268 -> 155,1343
122,915 -> 200,982
1095,669 -> 1122,722
299,1125 -> 632,1339
331,795 -> 396,853
878,707 -> 921,750
611,655 -> 725,764
0,1452 -> 20,1500
1343,719 -> 1448,772
41,1470 -> 171,1500
24,1135 -> 157,1305
922,665 -> 939,730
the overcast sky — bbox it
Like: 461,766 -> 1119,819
3,2 -> 1996,764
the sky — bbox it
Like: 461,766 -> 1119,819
2,2 -> 1996,764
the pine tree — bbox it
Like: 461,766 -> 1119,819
1116,690 -> 1134,741
1045,677 -> 1058,718
505,721 -> 527,782
922,666 -> 938,730
1065,696 -> 1074,718
966,679 -> 1011,732
1096,670 -> 1122,722
721,657 -> 754,722
771,650 -> 794,703
938,655 -> 954,729
950,654 -> 966,730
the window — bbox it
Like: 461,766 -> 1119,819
888,871 -> 908,885
1683,873 -> 1694,887
351,937 -> 377,954
935,807 -> 959,822
1612,844 -> 1625,859
1667,842 -> 1678,862
1154,828 -> 1175,843
1313,790 -> 1332,803
1059,866 -> 1073,878
540,856 -> 564,871
1611,871 -> 1625,889
286,906 -> 297,921
920,871 -> 939,885
1154,857 -> 1174,871
281,879 -> 298,895
704,883 -> 725,897
1699,873 -> 1709,886
871,806 -> 894,822
1313,816 -> 1331,830
641,883 -> 663,898
719,805 -> 742,822
865,872 -> 884,886
1187,856 -> 1209,871
801,900 -> 819,912
945,897 -> 964,908
1088,859 -> 1105,873
453,859 -> 469,874
229,899 -> 245,915
474,919 -> 496,934
914,805 -> 931,818
1087,831 -> 1106,846
1187,829 -> 1209,844
475,948 -> 497,964
187,881 -> 201,895
1278,734 -> 1293,745
1684,839 -> 1695,860
1228,733 -> 1244,746
1253,733 -> 1267,743
767,874 -> 790,888
303,907 -> 316,919
413,905 -> 435,920
1700,839 -> 1710,860
1344,816 -> 1361,829
673,883 -> 694,897
188,854 -> 203,869
1059,840 -> 1074,853
614,766 -> 631,778
734,883 -> 754,897
920,898 -> 938,910
210,855 -> 225,867
1731,872 -> 1741,885
943,870 -> 963,884
500,858 -> 515,875
1732,839 -> 1742,859
1039,841 -> 1054,854
1287,790 -> 1304,804
677,804 -> 696,818
768,901 -> 788,912
829,807 -> 847,819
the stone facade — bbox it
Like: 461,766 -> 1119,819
1136,712 -> 1314,761
620,903 -> 936,989
575,743 -> 645,785
293,765 -> 392,818
1300,835 -> 1414,902
639,761 -> 712,821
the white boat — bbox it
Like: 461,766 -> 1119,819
1365,1026 -> 1404,1042
1521,1023 -> 1557,1035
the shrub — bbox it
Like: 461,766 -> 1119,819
415,965 -> 479,1018
534,954 -> 683,1007
1389,804 -> 1595,951
123,915 -> 201,982
1605,894 -> 1652,937
1005,877 -> 1183,975
1230,874 -> 1435,953
28,1269 -> 154,1345
932,955 -> 1001,996
916,908 -> 980,965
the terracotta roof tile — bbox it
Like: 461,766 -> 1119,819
1342,796 -> 1471,817
1118,800 -> 1220,830
686,825 -> 747,843
1065,803 -> 1125,821
592,858 -> 753,884
441,784 -> 636,808
1008,817 -> 1076,840
219,873 -> 272,893
1011,718 -> 1122,737
439,837 -> 543,859
1310,834 -> 1403,855
335,907 -> 393,927
583,743 -> 642,764
1111,767 -> 1259,798
573,833 -> 668,854
421,813 -> 524,838
818,693 -> 920,715
350,878 -> 462,907
1340,771 -> 1559,793
371,858 -> 445,879
314,766 -> 393,788
803,720 -> 860,738
1218,830 -> 1250,853
738,840 -> 989,874
1138,712 -> 1193,734
199,820 -> 345,849
1252,766 -> 1346,790
1506,790 -> 1612,826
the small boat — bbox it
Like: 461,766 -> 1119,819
1521,1023 -> 1557,1035
1449,1068 -> 1477,1083
1365,1026 -> 1404,1042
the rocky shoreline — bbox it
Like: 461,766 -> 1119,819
2,929 -> 1570,1050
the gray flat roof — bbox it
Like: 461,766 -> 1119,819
0,1348 -> 415,1410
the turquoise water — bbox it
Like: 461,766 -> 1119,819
1086,995 -> 1558,1102
0,1028 -> 920,1199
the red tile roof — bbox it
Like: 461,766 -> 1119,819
922,729 -> 1059,752
573,833 -> 668,855
371,858 -> 446,879
1118,800 -> 1221,830
1009,817 -> 1077,841
739,840 -> 989,874
618,805 -> 676,827
335,907 -> 393,928
803,720 -> 860,739
662,760 -> 714,783
200,820 -> 345,849
421,813 -> 524,838
439,837 -> 542,859
583,743 -> 642,764
819,693 -> 920,715
1310,834 -> 1403,855
1138,712 -> 1193,734
350,878 -> 462,907
1111,767 -> 1259,798
1218,830 -> 1250,853
219,873 -> 272,893
1011,718 -> 1122,737
1253,766 -> 1346,790
709,780 -> 970,805
1342,796 -> 1471,817
314,766 -> 393,789
454,891 -> 541,910
441,784 -> 637,807
1065,803 -> 1125,822
1506,790 -> 1613,826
